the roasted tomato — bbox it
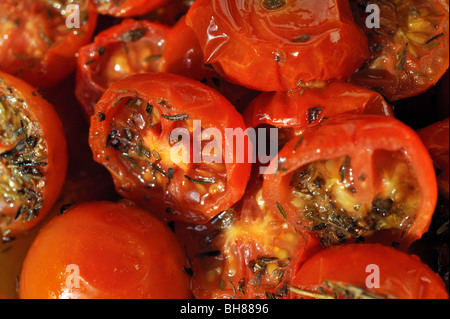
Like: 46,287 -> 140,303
0,0 -> 98,88
290,243 -> 449,299
19,200 -> 191,299
244,82 -> 393,147
418,118 -> 449,197
89,72 -> 252,223
92,0 -> 169,17
185,0 -> 370,92
0,71 -> 68,238
349,0 -> 449,101
160,16 -> 259,113
263,114 -> 437,249
76,19 -> 169,118
180,174 -> 321,299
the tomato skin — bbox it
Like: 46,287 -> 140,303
0,0 -> 98,89
0,71 -> 68,237
89,72 -> 252,224
263,114 -> 437,249
349,0 -> 449,101
76,19 -> 169,118
290,243 -> 449,299
19,200 -> 191,299
93,0 -> 169,17
160,16 -> 259,113
186,0 -> 370,92
244,82 -> 393,131
418,118 -> 449,197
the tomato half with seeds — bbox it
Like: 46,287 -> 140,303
76,19 -> 169,118
0,0 -> 98,89
160,16 -> 259,113
263,114 -> 437,249
244,82 -> 393,147
19,200 -> 191,299
185,0 -> 370,92
93,0 -> 169,18
290,243 -> 449,299
0,71 -> 68,238
180,174 -> 321,299
89,72 -> 252,224
349,0 -> 449,101
418,118 -> 449,198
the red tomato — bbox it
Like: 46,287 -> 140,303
160,16 -> 259,113
0,71 -> 68,238
349,0 -> 449,101
76,19 -> 170,118
180,173 -> 321,299
290,243 -> 449,299
89,72 -> 252,224
0,0 -> 98,88
185,0 -> 370,92
244,82 -> 393,146
93,0 -> 169,17
263,114 -> 437,249
418,118 -> 449,197
19,200 -> 191,299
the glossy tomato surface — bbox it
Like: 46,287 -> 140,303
19,200 -> 191,299
186,0 -> 370,92
290,243 -> 449,299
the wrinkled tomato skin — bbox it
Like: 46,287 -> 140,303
0,71 -> 68,237
89,72 -> 252,224
76,19 -> 169,118
291,243 -> 449,299
186,0 -> 370,92
418,118 -> 450,197
93,0 -> 169,18
19,200 -> 191,299
244,82 -> 393,131
263,114 -> 437,250
160,16 -> 259,113
0,0 -> 98,89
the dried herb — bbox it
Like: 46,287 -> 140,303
161,113 -> 190,121
292,34 -> 311,43
119,28 -> 147,42
184,175 -> 217,184
276,202 -> 287,220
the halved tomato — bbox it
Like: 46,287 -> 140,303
186,0 -> 370,92
0,0 -> 98,88
180,173 -> 321,299
263,114 -> 437,249
0,71 -> 68,238
76,18 -> 170,118
349,0 -> 449,101
290,243 -> 448,299
89,72 -> 252,223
